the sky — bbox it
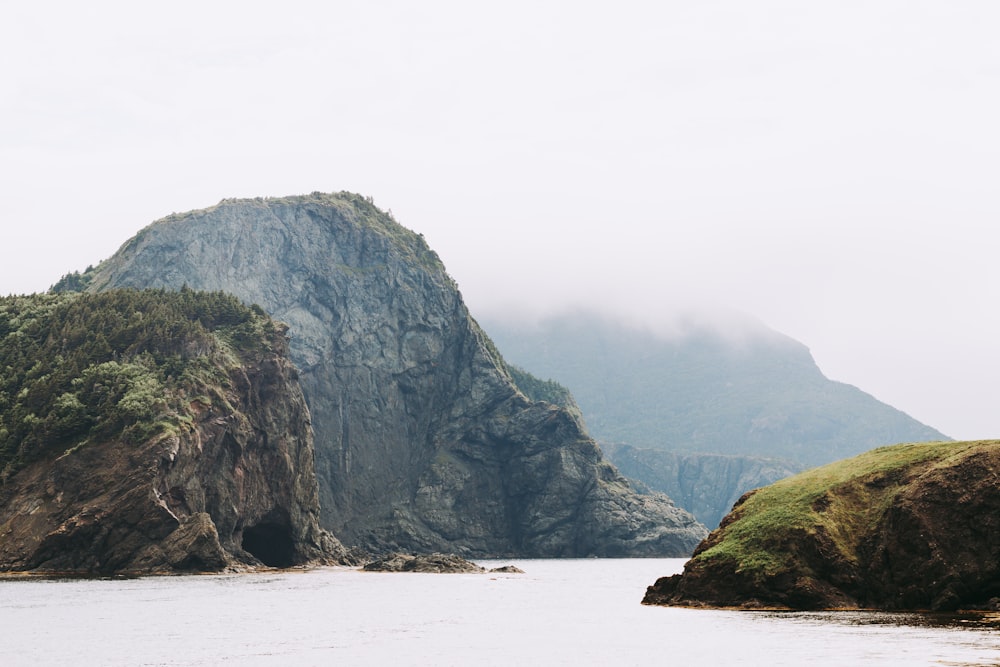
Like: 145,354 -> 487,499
2,1 -> 998,440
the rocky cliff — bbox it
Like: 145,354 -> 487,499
0,290 -> 344,574
643,440 -> 1000,611
77,192 -> 706,556
604,444 -> 802,528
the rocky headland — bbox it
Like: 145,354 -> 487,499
643,440 -> 1000,611
0,290 -> 346,575
65,192 -> 706,557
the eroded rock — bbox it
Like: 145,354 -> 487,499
363,553 -> 485,573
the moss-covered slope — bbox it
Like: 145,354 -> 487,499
643,440 -> 1000,611
0,289 -> 343,574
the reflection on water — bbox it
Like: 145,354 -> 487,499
1,559 -> 999,666
765,610 -> 1000,631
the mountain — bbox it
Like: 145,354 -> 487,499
481,311 -> 948,466
504,363 -> 801,528
480,312 -> 948,525
643,440 -> 1000,611
0,290 -> 343,574
67,192 -> 706,557
604,444 -> 803,529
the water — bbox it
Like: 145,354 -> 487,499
2,559 -> 999,666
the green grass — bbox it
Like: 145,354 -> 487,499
694,440 -> 990,583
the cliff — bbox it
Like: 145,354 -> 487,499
604,444 -> 803,528
0,290 -> 344,574
643,440 -> 1000,611
74,192 -> 706,556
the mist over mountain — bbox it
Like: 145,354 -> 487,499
482,311 -> 947,464
480,311 -> 948,525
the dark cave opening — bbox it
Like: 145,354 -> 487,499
241,523 -> 296,568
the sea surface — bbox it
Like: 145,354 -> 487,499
2,558 -> 999,666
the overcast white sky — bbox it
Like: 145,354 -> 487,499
2,1 -> 998,440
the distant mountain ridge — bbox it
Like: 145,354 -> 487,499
481,312 -> 948,525
482,311 -> 948,466
604,444 -> 804,529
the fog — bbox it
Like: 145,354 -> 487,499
3,1 -> 998,439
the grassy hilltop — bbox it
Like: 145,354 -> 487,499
644,440 -> 1000,611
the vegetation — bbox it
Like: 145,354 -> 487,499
507,364 -> 576,408
0,288 -> 283,483
506,364 -> 586,427
50,264 -> 98,293
692,440 -> 971,583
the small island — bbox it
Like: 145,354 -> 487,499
643,440 -> 1000,611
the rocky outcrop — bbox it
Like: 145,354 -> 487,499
362,552 -> 524,573
0,291 -> 345,575
80,192 -> 707,556
643,440 -> 1000,611
605,444 -> 802,528
363,553 -> 485,573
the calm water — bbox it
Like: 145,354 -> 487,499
2,559 -> 999,666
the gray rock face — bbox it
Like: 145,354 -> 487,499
361,552 -> 524,573
605,444 -> 803,528
362,553 -> 486,573
85,192 -> 706,556
0,318 -> 344,574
